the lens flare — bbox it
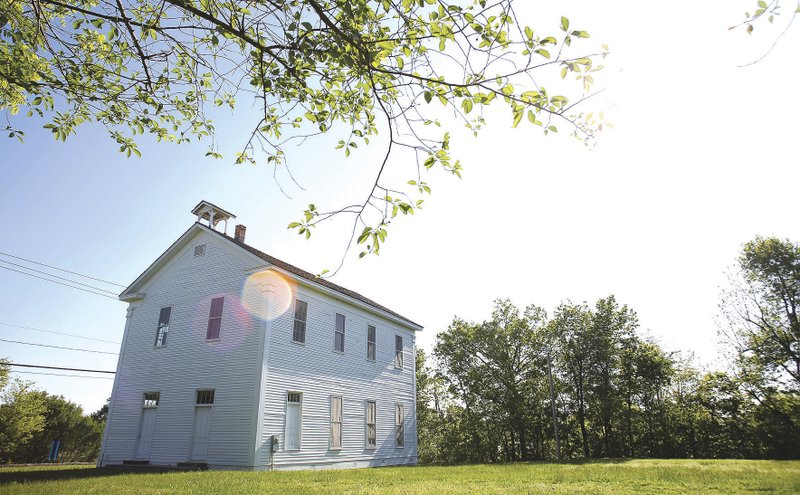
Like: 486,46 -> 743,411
241,269 -> 295,321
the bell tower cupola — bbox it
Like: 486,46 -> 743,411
191,200 -> 236,234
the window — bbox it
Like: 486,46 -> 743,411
143,392 -> 160,408
196,389 -> 215,405
395,403 -> 405,447
194,243 -> 206,257
330,396 -> 342,450
367,325 -> 376,361
334,313 -> 345,352
206,297 -> 224,340
293,300 -> 307,343
365,401 -> 376,449
154,307 -> 171,347
394,335 -> 404,369
285,392 -> 302,450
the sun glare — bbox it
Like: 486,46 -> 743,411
241,269 -> 295,321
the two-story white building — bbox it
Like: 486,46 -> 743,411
98,201 -> 421,470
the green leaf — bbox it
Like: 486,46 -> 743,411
424,91 -> 433,104
512,107 -> 523,128
560,16 -> 569,32
462,98 -> 474,114
535,48 -> 550,59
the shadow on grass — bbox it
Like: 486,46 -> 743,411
0,467 -> 135,485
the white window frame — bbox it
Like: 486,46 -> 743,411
334,313 -> 345,353
293,299 -> 307,344
154,306 -> 171,348
329,396 -> 342,451
394,335 -> 404,369
143,392 -> 160,408
284,391 -> 303,451
367,325 -> 376,361
395,403 -> 405,448
365,400 -> 377,450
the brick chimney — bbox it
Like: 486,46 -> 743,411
234,224 -> 246,243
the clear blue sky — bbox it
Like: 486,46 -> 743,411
1,0 -> 798,413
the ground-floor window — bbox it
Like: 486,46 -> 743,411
366,400 -> 377,449
395,403 -> 404,448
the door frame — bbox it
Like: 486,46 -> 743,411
134,392 -> 159,460
283,391 -> 303,451
188,389 -> 215,462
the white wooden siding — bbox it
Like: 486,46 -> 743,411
101,230 -> 262,468
258,283 -> 418,469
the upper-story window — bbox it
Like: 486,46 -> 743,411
293,300 -> 308,343
367,325 -> 376,361
194,243 -> 206,257
206,297 -> 224,340
334,313 -> 345,352
154,307 -> 171,347
394,335 -> 404,369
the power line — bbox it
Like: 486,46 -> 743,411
0,337 -> 118,355
10,370 -> 114,380
0,265 -> 118,300
0,322 -> 120,345
7,362 -> 116,374
0,250 -> 126,287
0,259 -> 118,295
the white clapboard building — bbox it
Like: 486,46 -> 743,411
98,201 -> 421,470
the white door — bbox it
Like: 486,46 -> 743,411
134,408 -> 157,460
190,407 -> 212,461
285,396 -> 302,450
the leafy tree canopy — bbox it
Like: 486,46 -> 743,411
1,0 -> 606,263
721,236 -> 800,391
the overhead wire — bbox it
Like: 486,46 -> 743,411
0,264 -> 119,299
0,322 -> 120,345
0,258 -> 118,295
6,362 -> 116,374
10,370 -> 114,380
0,250 -> 126,287
0,337 -> 118,355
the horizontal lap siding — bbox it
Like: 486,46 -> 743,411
102,231 -> 261,468
260,285 -> 418,469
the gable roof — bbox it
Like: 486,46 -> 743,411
120,223 -> 422,330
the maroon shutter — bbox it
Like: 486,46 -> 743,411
206,297 -> 224,339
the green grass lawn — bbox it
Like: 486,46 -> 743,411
1,459 -> 798,494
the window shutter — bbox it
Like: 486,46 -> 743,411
330,396 -> 342,449
206,297 -> 224,340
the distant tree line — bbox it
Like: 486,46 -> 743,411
0,362 -> 106,463
416,236 -> 800,463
